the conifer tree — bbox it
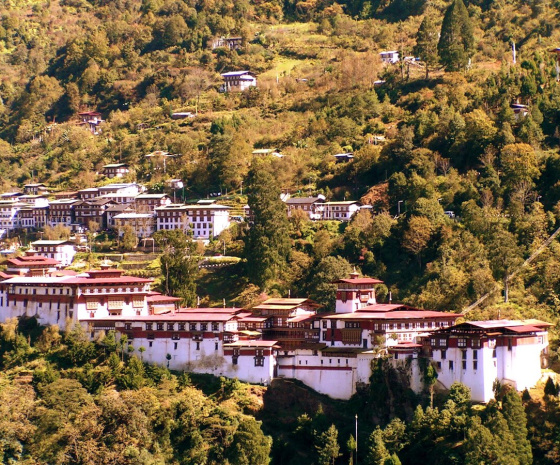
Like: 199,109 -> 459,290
414,14 -> 439,79
316,424 -> 341,465
367,427 -> 389,465
437,0 -> 475,71
502,390 -> 533,465
244,167 -> 291,289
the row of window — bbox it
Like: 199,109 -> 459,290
140,322 -> 220,331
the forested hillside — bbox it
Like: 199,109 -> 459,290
3,0 -> 560,323
3,0 -> 560,462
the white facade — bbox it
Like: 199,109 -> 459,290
428,321 -> 550,402
155,204 -> 231,239
221,71 -> 257,92
31,241 -> 76,266
380,51 -> 399,63
322,202 -> 361,221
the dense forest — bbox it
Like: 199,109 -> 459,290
3,0 -> 560,462
2,316 -> 560,464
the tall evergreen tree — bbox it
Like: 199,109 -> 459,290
316,424 -> 341,465
437,0 -> 475,71
244,168 -> 291,289
414,13 -> 439,79
502,390 -> 533,465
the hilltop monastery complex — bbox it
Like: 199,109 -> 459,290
0,250 -> 550,403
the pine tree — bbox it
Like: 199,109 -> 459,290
437,0 -> 475,71
244,167 -> 291,289
502,390 -> 533,465
414,14 -> 439,79
316,424 -> 341,465
367,427 -> 389,465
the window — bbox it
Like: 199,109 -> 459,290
449,361 -> 454,370
178,323 -> 185,331
156,323 -> 164,331
124,323 -> 131,330
174,342 -> 178,350
492,348 -> 497,358
473,350 -> 478,360
212,323 -> 219,331
394,353 -> 399,360
322,321 -> 327,328
189,323 -> 197,331
255,357 -> 265,367
322,331 -> 327,341
172,333 -> 180,340
149,341 -> 153,347
462,350 -> 467,360
200,323 -> 208,331
462,360 -> 467,370
146,323 -> 153,330
458,338 -> 467,348
167,323 -> 174,331
472,338 -> 481,349
441,349 -> 447,360
473,361 -> 478,370
196,342 -> 200,350
508,339 -> 512,351
436,362 -> 441,370
345,322 -> 360,328
215,342 -> 218,351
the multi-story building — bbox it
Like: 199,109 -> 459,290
285,196 -> 326,220
47,199 -> 79,227
135,194 -> 172,213
113,213 -> 155,238
220,71 -> 257,92
30,240 -> 76,266
155,203 -> 231,239
426,320 -> 550,402
102,163 -> 130,179
322,201 -> 361,221
74,198 -> 116,229
0,200 -> 26,235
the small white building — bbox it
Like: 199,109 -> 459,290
221,71 -> 257,92
102,163 -> 130,179
322,201 -> 361,221
380,51 -> 399,63
30,240 -> 76,266
285,196 -> 325,220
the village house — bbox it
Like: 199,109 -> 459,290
322,201 -> 361,221
2,252 -> 62,277
220,71 -> 257,92
0,200 -> 27,236
23,183 -> 48,195
135,194 -> 172,213
155,203 -> 231,239
333,152 -> 354,163
285,196 -> 326,220
16,207 -> 34,230
211,36 -> 243,50
78,111 -> 104,135
113,213 -> 155,239
77,188 -> 100,200
102,163 -> 130,179
47,199 -> 80,227
106,204 -> 135,229
32,205 -> 48,230
74,198 -> 117,230
511,103 -> 529,121
30,240 -> 76,266
380,51 -> 399,63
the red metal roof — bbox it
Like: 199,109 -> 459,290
64,276 -> 151,284
324,310 -> 457,320
224,340 -> 279,347
335,278 -> 383,284
504,325 -> 544,333
146,295 -> 181,302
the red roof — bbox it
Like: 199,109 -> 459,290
324,310 -> 457,320
224,340 -> 278,348
146,295 -> 181,302
7,258 -> 59,266
504,325 -> 544,333
64,277 -> 151,284
83,313 -> 236,322
335,278 -> 383,285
